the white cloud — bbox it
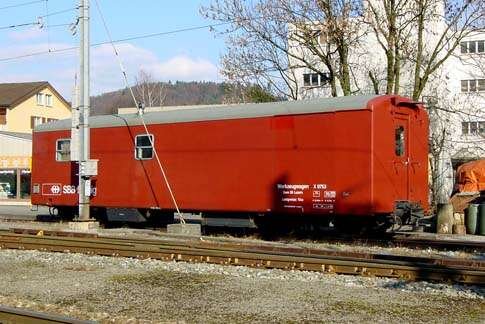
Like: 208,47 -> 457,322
8,26 -> 46,41
0,42 -> 221,99
145,55 -> 220,81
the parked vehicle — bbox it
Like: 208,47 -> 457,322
31,95 -> 429,231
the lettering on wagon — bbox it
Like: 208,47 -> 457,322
277,183 -> 335,212
41,184 -> 97,196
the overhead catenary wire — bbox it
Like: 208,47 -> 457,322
0,6 -> 78,32
0,21 -> 231,63
93,0 -> 185,224
0,0 -> 44,10
0,21 -> 40,31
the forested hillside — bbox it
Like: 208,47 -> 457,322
91,81 -> 228,115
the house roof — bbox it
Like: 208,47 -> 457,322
0,131 -> 32,140
35,94 -> 382,132
0,81 -> 69,108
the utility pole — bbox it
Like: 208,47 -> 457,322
78,0 -> 91,221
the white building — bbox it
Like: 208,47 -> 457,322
288,5 -> 484,199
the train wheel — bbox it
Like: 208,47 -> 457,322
55,206 -> 75,221
143,209 -> 175,227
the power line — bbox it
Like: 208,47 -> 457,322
0,21 -> 40,31
0,6 -> 77,31
0,0 -> 44,10
39,6 -> 78,18
0,21 -> 230,63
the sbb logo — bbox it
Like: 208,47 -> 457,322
42,183 -> 62,196
50,185 -> 61,194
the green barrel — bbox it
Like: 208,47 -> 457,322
478,204 -> 485,236
465,204 -> 479,235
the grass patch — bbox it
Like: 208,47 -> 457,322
109,269 -> 221,289
20,260 -> 47,268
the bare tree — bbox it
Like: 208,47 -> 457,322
410,0 -> 484,100
364,0 -> 416,94
202,0 -> 365,99
134,69 -> 166,108
365,0 -> 484,99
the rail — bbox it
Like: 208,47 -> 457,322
0,230 -> 483,285
0,305 -> 94,324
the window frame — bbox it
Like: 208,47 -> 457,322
55,138 -> 71,162
303,73 -> 311,86
303,72 -> 330,87
461,79 -> 485,93
36,93 -> 45,106
45,94 -> 53,107
460,40 -> 485,54
395,126 -> 405,157
134,134 -> 154,160
462,121 -> 485,135
0,108 -> 6,125
478,40 -> 485,53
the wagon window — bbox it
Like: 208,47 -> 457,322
135,134 -> 154,160
395,126 -> 405,156
56,139 -> 71,162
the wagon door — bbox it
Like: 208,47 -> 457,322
393,114 -> 410,200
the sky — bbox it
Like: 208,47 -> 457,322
0,0 -> 225,99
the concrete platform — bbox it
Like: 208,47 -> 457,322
167,223 -> 202,236
68,221 -> 100,231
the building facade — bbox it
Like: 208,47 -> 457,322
0,82 -> 71,201
288,11 -> 484,200
0,82 -> 71,133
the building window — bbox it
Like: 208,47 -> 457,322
460,40 -> 485,54
45,94 -> 53,107
0,108 -> 6,125
0,170 -> 16,199
135,134 -> 154,160
56,139 -> 71,161
30,116 -> 43,129
395,126 -> 405,156
303,72 -> 331,87
36,93 -> 45,106
462,121 -> 485,135
461,79 -> 485,92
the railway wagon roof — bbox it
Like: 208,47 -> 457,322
35,94 -> 381,132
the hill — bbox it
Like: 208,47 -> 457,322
91,81 -> 228,115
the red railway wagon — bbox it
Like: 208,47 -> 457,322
31,95 -> 429,228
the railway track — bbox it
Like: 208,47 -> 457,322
1,217 -> 484,252
0,229 -> 483,285
0,305 -> 93,323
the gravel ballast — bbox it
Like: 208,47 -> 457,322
0,249 -> 483,323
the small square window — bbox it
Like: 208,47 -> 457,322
45,94 -> 53,107
460,42 -> 467,53
56,139 -> 71,161
470,122 -> 478,134
303,74 -> 311,86
319,73 -> 330,86
469,80 -> 477,92
478,79 -> 485,92
479,122 -> 485,135
461,80 -> 468,92
135,134 -> 154,160
469,41 -> 476,53
311,73 -> 318,85
36,93 -> 44,106
478,40 -> 484,53
462,122 -> 469,135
